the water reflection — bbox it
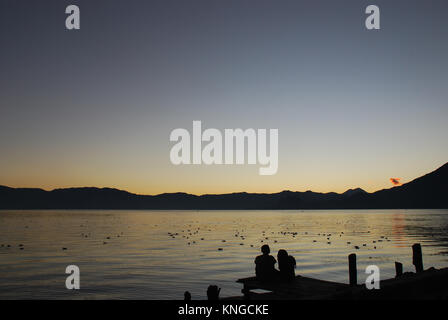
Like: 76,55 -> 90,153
0,209 -> 448,299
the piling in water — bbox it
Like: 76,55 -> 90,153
395,262 -> 403,277
412,243 -> 423,273
348,253 -> 357,286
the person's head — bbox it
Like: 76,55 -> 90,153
277,249 -> 288,261
207,285 -> 221,301
261,244 -> 270,255
184,291 -> 191,300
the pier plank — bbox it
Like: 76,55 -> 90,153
237,275 -> 350,299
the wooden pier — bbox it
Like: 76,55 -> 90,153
229,243 -> 448,300
237,275 -> 350,300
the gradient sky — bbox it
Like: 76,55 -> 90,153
1,0 -> 447,195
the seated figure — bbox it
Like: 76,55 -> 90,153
254,244 -> 278,282
277,249 -> 296,282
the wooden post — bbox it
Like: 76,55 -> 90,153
412,243 -> 423,273
242,284 -> 250,300
348,253 -> 357,286
395,262 -> 403,277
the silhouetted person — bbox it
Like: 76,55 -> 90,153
255,244 -> 277,282
277,249 -> 296,282
207,285 -> 220,300
184,291 -> 191,300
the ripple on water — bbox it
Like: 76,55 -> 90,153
1,209 -> 448,299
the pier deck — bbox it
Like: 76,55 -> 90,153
235,267 -> 448,300
237,275 -> 350,300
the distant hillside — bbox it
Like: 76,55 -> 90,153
0,163 -> 447,209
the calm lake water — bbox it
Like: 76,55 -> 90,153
1,209 -> 448,299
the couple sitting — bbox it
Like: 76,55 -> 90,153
254,244 -> 296,282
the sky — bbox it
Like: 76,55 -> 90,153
0,0 -> 447,195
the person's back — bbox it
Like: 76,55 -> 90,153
277,249 -> 296,282
255,245 -> 277,282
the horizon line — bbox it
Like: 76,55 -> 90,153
0,184 -> 395,197
2,161 -> 446,198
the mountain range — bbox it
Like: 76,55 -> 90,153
0,162 -> 447,209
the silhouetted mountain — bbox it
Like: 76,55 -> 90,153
0,162 -> 447,209
342,188 -> 368,198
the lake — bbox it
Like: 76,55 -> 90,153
1,209 -> 448,299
